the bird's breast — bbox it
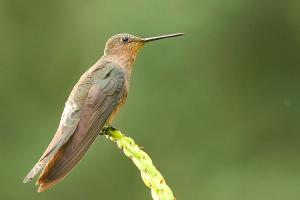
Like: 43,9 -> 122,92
107,87 -> 128,124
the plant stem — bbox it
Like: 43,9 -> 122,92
100,126 -> 175,200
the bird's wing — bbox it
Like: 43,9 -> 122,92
24,63 -> 125,192
37,64 -> 125,192
23,100 -> 81,183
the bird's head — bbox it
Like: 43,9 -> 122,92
104,33 -> 183,60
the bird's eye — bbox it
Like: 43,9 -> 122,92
121,37 -> 129,43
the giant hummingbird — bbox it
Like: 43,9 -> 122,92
23,33 -> 183,192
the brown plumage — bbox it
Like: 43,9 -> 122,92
23,33 -> 183,192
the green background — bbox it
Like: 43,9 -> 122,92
1,0 -> 300,199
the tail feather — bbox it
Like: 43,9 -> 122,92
23,124 -> 77,185
23,159 -> 48,183
35,125 -> 100,192
23,146 -> 59,183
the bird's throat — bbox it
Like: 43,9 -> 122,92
104,53 -> 135,82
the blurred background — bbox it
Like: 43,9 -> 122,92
0,0 -> 300,199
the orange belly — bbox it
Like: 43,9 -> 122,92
106,92 -> 128,123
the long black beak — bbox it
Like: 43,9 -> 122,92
142,33 -> 184,42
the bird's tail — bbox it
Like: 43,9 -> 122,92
23,147 -> 57,183
36,130 -> 99,192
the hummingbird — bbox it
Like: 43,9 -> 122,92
23,33 -> 183,192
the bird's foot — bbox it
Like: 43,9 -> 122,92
100,125 -> 118,135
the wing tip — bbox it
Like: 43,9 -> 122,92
36,177 -> 57,193
37,185 -> 46,193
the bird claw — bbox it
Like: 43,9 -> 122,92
99,125 -> 118,135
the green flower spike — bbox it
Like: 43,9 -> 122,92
100,126 -> 175,200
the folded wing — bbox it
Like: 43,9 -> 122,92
24,63 -> 125,192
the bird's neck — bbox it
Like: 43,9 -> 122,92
102,53 -> 136,80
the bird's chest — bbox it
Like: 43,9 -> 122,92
106,89 -> 128,123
